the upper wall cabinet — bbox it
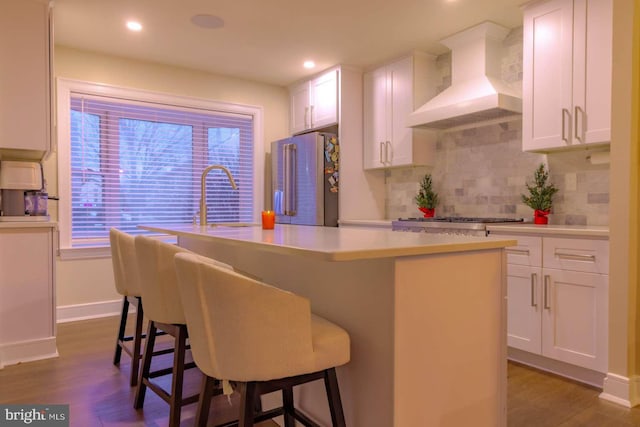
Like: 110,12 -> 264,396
363,54 -> 437,170
0,0 -> 52,160
290,69 -> 338,135
522,0 -> 612,152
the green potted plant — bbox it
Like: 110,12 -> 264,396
521,164 -> 559,224
415,174 -> 439,218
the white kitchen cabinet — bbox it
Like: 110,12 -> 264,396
290,69 -> 338,135
522,0 -> 612,152
363,54 -> 437,169
541,267 -> 608,371
0,225 -> 57,368
504,235 -> 543,353
0,0 -> 52,159
499,232 -> 608,373
507,263 -> 542,354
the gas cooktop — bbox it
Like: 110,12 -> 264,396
396,217 -> 524,223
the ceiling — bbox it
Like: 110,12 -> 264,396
53,0 -> 525,87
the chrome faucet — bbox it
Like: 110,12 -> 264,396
199,165 -> 238,226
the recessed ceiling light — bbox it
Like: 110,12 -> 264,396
303,60 -> 316,69
126,21 -> 143,32
191,14 -> 225,29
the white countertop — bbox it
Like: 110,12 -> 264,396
0,219 -> 56,229
139,223 -> 516,261
487,223 -> 609,238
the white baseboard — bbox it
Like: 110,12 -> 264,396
57,299 -> 128,323
0,337 -> 58,369
601,373 -> 640,408
508,347 -> 605,388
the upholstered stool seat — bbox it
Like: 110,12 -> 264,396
132,236 -> 203,427
109,228 -> 146,387
174,252 -> 350,427
309,314 -> 351,373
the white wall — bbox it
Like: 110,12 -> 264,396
49,46 -> 289,315
605,0 -> 640,406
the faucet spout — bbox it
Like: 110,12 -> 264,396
199,165 -> 238,226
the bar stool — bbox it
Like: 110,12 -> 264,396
174,252 -> 351,427
109,228 -> 145,387
133,236 -> 202,427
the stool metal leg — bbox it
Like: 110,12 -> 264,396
168,325 -> 187,427
113,296 -> 129,365
195,375 -> 217,427
324,368 -> 346,427
282,386 -> 295,427
238,382 -> 258,427
129,297 -> 145,387
134,320 -> 157,409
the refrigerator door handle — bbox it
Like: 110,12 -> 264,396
274,190 -> 283,215
283,143 -> 297,216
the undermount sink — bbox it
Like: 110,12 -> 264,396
207,222 -> 256,228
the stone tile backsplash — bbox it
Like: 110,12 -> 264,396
385,122 -> 610,226
384,27 -> 610,226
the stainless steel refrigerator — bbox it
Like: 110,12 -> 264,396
271,132 -> 339,226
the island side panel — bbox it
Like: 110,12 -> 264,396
394,249 -> 508,427
180,236 -> 397,427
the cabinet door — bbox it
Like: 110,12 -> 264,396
507,264 -> 543,354
387,56 -> 413,167
541,268 -> 608,372
310,70 -> 338,130
0,0 -> 51,154
522,0 -> 574,151
0,228 -> 54,344
290,82 -> 310,135
572,0 -> 612,145
363,67 -> 388,170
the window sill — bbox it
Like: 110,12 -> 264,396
59,246 -> 112,260
58,235 -> 177,260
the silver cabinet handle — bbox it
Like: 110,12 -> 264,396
385,141 -> 391,164
379,142 -> 384,165
574,106 -> 584,142
310,105 -> 314,128
530,273 -> 537,307
562,108 -> 571,143
555,251 -> 596,262
304,106 -> 309,129
506,248 -> 530,256
283,143 -> 297,216
543,275 -> 551,310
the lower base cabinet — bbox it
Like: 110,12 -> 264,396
500,233 -> 608,374
0,225 -> 57,368
541,267 -> 608,372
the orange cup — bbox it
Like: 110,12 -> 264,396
261,210 -> 275,230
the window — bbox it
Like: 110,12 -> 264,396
57,79 -> 263,252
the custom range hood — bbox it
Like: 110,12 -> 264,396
408,21 -> 521,130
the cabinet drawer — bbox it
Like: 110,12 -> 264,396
543,237 -> 609,274
499,234 -> 542,267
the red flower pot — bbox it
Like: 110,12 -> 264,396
419,207 -> 435,218
534,209 -> 550,224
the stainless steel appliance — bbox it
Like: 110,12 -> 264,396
392,216 -> 524,236
0,160 -> 48,220
272,132 -> 339,226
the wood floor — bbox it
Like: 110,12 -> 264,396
508,362 -> 640,426
1,315 -> 639,426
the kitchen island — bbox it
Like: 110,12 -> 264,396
140,223 -> 516,427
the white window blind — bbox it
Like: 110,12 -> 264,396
68,92 -> 254,245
